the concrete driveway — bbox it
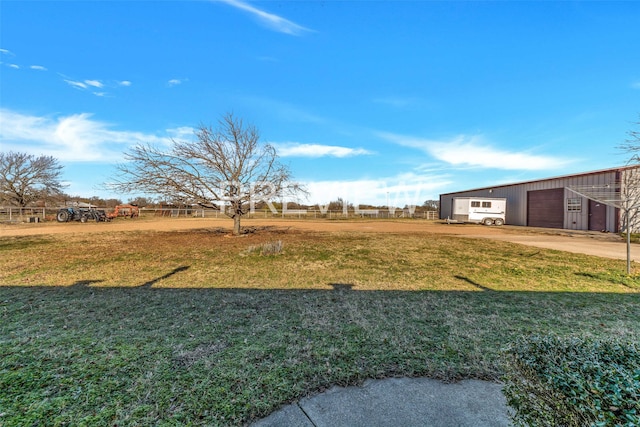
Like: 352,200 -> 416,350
472,228 -> 640,263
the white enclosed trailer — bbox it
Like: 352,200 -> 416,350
447,197 -> 507,226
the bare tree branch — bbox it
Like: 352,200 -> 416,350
616,115 -> 640,273
618,114 -> 640,163
0,151 -> 65,207
110,112 -> 307,235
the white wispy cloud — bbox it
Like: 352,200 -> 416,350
84,79 -> 104,88
0,48 -> 14,56
30,65 -> 47,71
275,142 -> 373,158
168,78 -> 186,87
304,172 -> 452,207
215,0 -> 313,36
8,64 -> 20,69
378,131 -> 570,171
60,75 -> 132,96
64,79 -> 88,89
0,108 -> 176,162
167,126 -> 195,141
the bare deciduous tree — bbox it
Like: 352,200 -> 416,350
572,118 -> 640,274
618,116 -> 640,273
0,151 -> 65,207
112,113 -> 305,235
618,115 -> 640,162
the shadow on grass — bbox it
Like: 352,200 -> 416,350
329,283 -> 354,291
454,275 -> 494,292
68,267 -> 191,288
139,266 -> 190,288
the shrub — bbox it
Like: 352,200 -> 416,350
502,335 -> 640,427
245,240 -> 283,256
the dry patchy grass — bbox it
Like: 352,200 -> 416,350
1,226 -> 639,425
1,227 -> 638,292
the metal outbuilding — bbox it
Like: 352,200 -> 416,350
439,166 -> 640,232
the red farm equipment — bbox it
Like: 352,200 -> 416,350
106,204 -> 140,220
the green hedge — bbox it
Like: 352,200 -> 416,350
502,335 -> 640,427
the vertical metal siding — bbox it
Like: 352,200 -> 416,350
440,169 -> 624,231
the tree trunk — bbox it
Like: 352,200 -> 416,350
233,215 -> 241,236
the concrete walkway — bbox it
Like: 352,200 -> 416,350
251,377 -> 511,427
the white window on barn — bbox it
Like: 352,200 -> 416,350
471,201 -> 481,207
482,201 -> 492,208
567,198 -> 582,212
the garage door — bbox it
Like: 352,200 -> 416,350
527,188 -> 564,228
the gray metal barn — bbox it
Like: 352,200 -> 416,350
439,166 -> 640,232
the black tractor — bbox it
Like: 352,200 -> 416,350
56,207 -> 109,223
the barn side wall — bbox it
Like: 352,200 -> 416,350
440,170 -> 623,232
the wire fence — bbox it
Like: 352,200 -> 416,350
149,208 -> 439,220
0,206 -> 439,223
0,207 -> 48,223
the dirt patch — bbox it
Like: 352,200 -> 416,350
1,217 -> 636,262
0,217 -> 507,237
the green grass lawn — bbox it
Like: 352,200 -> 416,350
1,227 -> 639,425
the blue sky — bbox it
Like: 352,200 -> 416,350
1,0 -> 639,207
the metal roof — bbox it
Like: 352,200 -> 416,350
440,165 -> 639,197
